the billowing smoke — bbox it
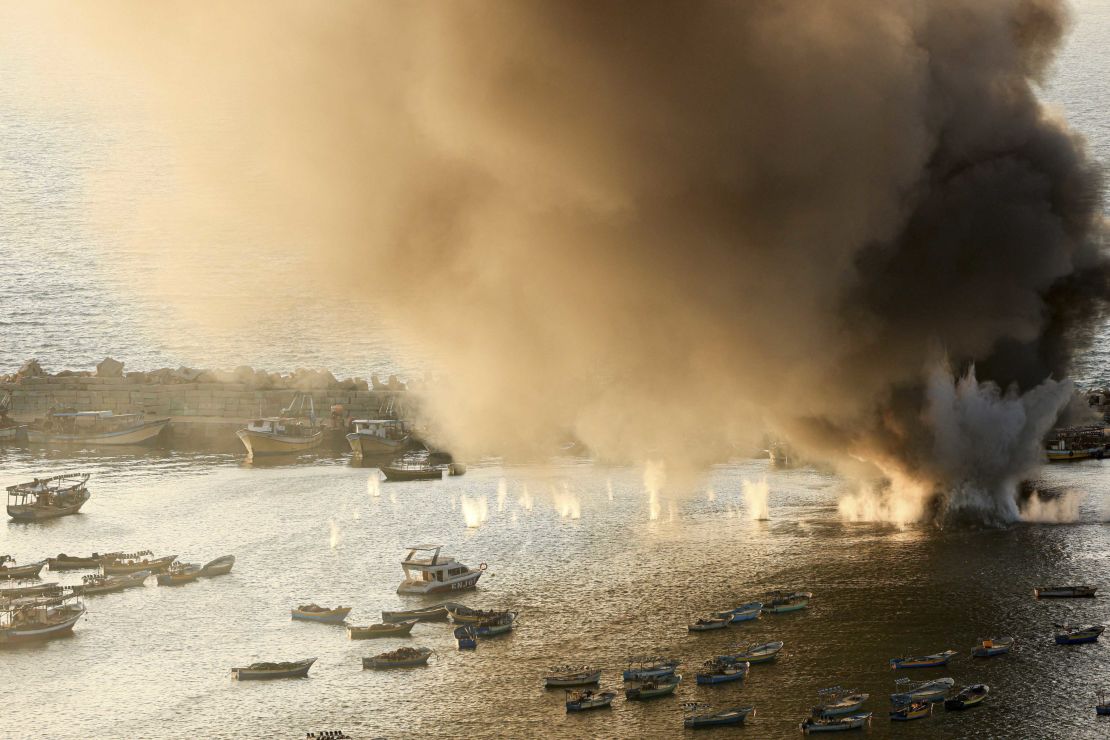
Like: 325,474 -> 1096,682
37,1 -> 1110,522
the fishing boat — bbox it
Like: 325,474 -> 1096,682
362,646 -> 434,669
380,458 -> 443,481
101,552 -> 177,575
156,563 -> 201,586
119,570 -> 152,589
889,702 -> 932,721
1044,425 -> 1107,461
6,473 -> 91,521
813,687 -> 870,718
622,656 -> 679,681
397,545 -> 485,595
721,640 -> 784,664
565,689 -> 616,712
78,573 -> 129,596
890,677 -> 955,705
544,666 -> 601,688
447,605 -> 506,624
346,419 -> 411,456
944,684 -> 989,710
1055,624 -> 1104,645
25,411 -> 169,446
683,703 -> 755,729
696,658 -> 749,685
454,625 -> 477,650
382,605 -> 450,623
713,602 -> 762,623
291,604 -> 352,624
347,620 -> 415,639
232,657 -> 316,680
0,556 -> 47,579
236,412 -> 322,458
0,592 -> 86,644
474,612 -> 516,637
625,674 -> 681,700
1035,585 -> 1097,598
800,712 -> 872,733
200,555 -> 235,577
0,393 -> 20,440
889,649 -> 957,669
47,552 -> 113,571
971,636 -> 1013,657
0,582 -> 66,601
688,616 -> 730,632
1096,689 -> 1110,716
764,590 -> 812,613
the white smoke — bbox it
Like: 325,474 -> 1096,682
1019,488 -> 1084,523
643,459 -> 665,521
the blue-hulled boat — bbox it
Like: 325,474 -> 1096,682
812,687 -> 869,718
291,604 -> 352,624
624,674 -> 680,700
1055,624 -> 1104,645
971,636 -> 1013,657
454,625 -> 476,650
713,602 -> 762,623
800,712 -> 871,733
890,677 -> 954,705
683,703 -> 754,729
622,656 -> 678,681
720,640 -> 783,664
474,611 -> 516,637
696,659 -> 749,685
565,690 -> 615,712
889,649 -> 956,669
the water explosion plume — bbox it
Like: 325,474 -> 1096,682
40,0 -> 1110,523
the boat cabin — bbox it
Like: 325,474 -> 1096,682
351,419 -> 408,440
400,545 -> 472,585
245,417 -> 318,438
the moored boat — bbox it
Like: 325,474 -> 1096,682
397,545 -> 485,595
625,674 -> 680,700
889,701 -> 932,721
971,636 -> 1013,657
26,412 -> 168,446
1055,624 -> 1104,645
1096,689 -> 1110,716
381,460 -> 443,481
0,556 -> 47,579
889,649 -> 957,669
714,601 -> 762,623
347,620 -> 416,639
683,703 -> 755,729
800,712 -> 872,733
0,592 -> 86,644
454,625 -> 477,650
447,605 -> 505,624
346,419 -> 411,456
544,666 -> 601,688
47,552 -> 113,571
474,611 -> 516,637
1035,585 -> 1097,598
0,582 -> 66,601
101,552 -> 177,575
1044,426 -> 1107,461
688,616 -> 730,632
362,646 -> 433,669
890,677 -> 955,705
237,418 -> 322,457
6,473 -> 91,521
565,689 -> 615,712
813,687 -> 870,718
200,555 -> 235,577
764,590 -> 812,613
622,656 -> 679,681
721,640 -> 784,664
78,573 -> 129,596
232,657 -> 316,680
696,658 -> 749,685
291,604 -> 352,624
156,563 -> 201,586
382,605 -> 450,623
944,684 -> 989,710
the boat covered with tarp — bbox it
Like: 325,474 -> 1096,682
6,473 -> 91,521
0,591 -> 86,644
292,604 -> 352,624
232,657 -> 316,680
362,646 -> 433,669
383,605 -> 450,623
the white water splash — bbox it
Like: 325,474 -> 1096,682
643,459 -> 665,521
367,475 -> 381,498
1020,489 -> 1084,523
742,477 -> 770,520
553,482 -> 581,519
497,478 -> 508,512
461,495 -> 489,528
328,518 -> 342,549
706,486 -> 716,503
352,507 -> 361,520
606,478 -> 614,502
519,483 -> 534,511
389,490 -> 397,504
450,493 -> 458,511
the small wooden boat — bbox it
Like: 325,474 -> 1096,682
1035,585 -> 1097,598
382,605 -> 450,623
683,703 -> 755,728
292,604 -> 352,624
156,563 -> 201,586
813,687 -> 869,718
944,684 -> 988,710
101,552 -> 177,575
474,611 -> 516,637
544,666 -> 600,688
625,674 -> 680,700
454,625 -> 477,650
448,605 -> 505,624
47,553 -> 114,571
200,555 -> 235,577
232,657 -> 316,680
890,677 -> 955,705
688,616 -> 730,632
889,701 -> 931,721
0,556 -> 47,579
0,582 -> 66,600
78,573 -> 129,596
622,656 -> 679,681
565,689 -> 615,712
1055,624 -> 1104,645
347,620 -> 415,639
26,412 -> 168,447
362,646 -> 433,669
971,636 -> 1013,657
713,601 -> 762,623
381,454 -> 443,482
6,473 -> 91,521
722,640 -> 784,664
889,649 -> 957,669
0,593 -> 86,644
764,590 -> 812,613
696,659 -> 749,685
800,712 -> 871,733
1096,689 -> 1110,716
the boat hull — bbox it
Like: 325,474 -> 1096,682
348,621 -> 415,639
347,433 -> 410,456
623,666 -> 678,681
800,713 -> 871,733
383,606 -> 450,623
685,709 -> 752,728
7,495 -> 90,521
397,573 -> 481,595
101,556 -> 177,575
232,658 -> 316,680
1046,447 -> 1104,461
545,672 -> 601,688
625,681 -> 679,700
697,670 -> 747,685
237,429 -> 322,457
1035,587 -> 1097,598
156,571 -> 200,586
363,655 -> 432,669
565,693 -> 615,712
0,560 -> 48,578
292,608 -> 352,624
381,466 -> 443,482
765,601 -> 808,613
816,698 -> 869,718
26,419 -> 169,446
0,607 -> 85,644
688,620 -> 729,631
47,556 -> 104,571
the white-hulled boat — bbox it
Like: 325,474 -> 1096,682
890,677 -> 955,705
362,646 -> 433,669
714,602 -> 763,623
688,616 -> 730,632
544,666 -> 601,688
382,605 -> 450,623
291,604 -> 352,624
800,712 -> 871,733
200,555 -> 235,577
0,592 -> 86,644
79,569 -> 148,595
347,620 -> 416,639
565,689 -> 616,712
397,545 -> 485,595
473,611 -> 516,637
764,590 -> 812,613
889,649 -> 957,669
346,419 -> 411,456
0,556 -> 48,579
721,640 -> 784,664
26,412 -> 168,446
971,636 -> 1013,657
232,657 -> 316,680
236,417 -> 321,457
6,473 -> 91,521
813,687 -> 870,718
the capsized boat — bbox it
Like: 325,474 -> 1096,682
944,684 -> 989,710
292,604 -> 352,624
47,552 -> 114,571
688,616 -> 730,632
813,687 -> 870,718
26,412 -> 168,446
1096,689 -> 1110,716
0,592 -> 86,644
544,666 -> 601,688
889,701 -> 932,721
382,605 -> 450,623
889,649 -> 957,669
622,656 -> 679,681
1035,585 -> 1097,598
0,556 -> 47,579
714,601 -> 762,623
101,552 -> 177,575
362,646 -> 433,669
6,473 -> 91,521
1055,624 -> 1104,645
455,625 -> 477,650
971,636 -> 1013,657
625,674 -> 680,700
397,545 -> 485,595
683,703 -> 755,729
474,611 -> 516,637
696,659 -> 749,685
764,590 -> 812,613
200,555 -> 235,577
156,563 -> 201,586
565,689 -> 616,712
232,657 -> 316,680
890,677 -> 955,705
721,640 -> 784,664
346,419 -> 411,457
800,712 -> 872,733
347,620 -> 415,639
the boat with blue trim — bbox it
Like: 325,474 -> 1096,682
362,646 -> 433,669
544,666 -> 600,688
1055,624 -> 1104,645
713,602 -> 762,623
683,703 -> 755,729
232,657 -> 316,680
800,712 -> 871,733
889,650 -> 956,669
688,616 -> 729,632
764,590 -> 812,613
971,636 -> 1013,657
720,640 -> 784,664
474,611 -> 516,637
291,604 -> 352,624
454,625 -> 477,650
812,687 -> 869,718
696,658 -> 749,685
890,677 -> 954,705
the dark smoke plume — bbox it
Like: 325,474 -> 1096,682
42,0 -> 1110,521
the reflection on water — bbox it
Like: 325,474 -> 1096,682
2,449 -> 1109,738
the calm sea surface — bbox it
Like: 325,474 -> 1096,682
2,3 -> 1110,740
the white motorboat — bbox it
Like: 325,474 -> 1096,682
396,544 -> 486,595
